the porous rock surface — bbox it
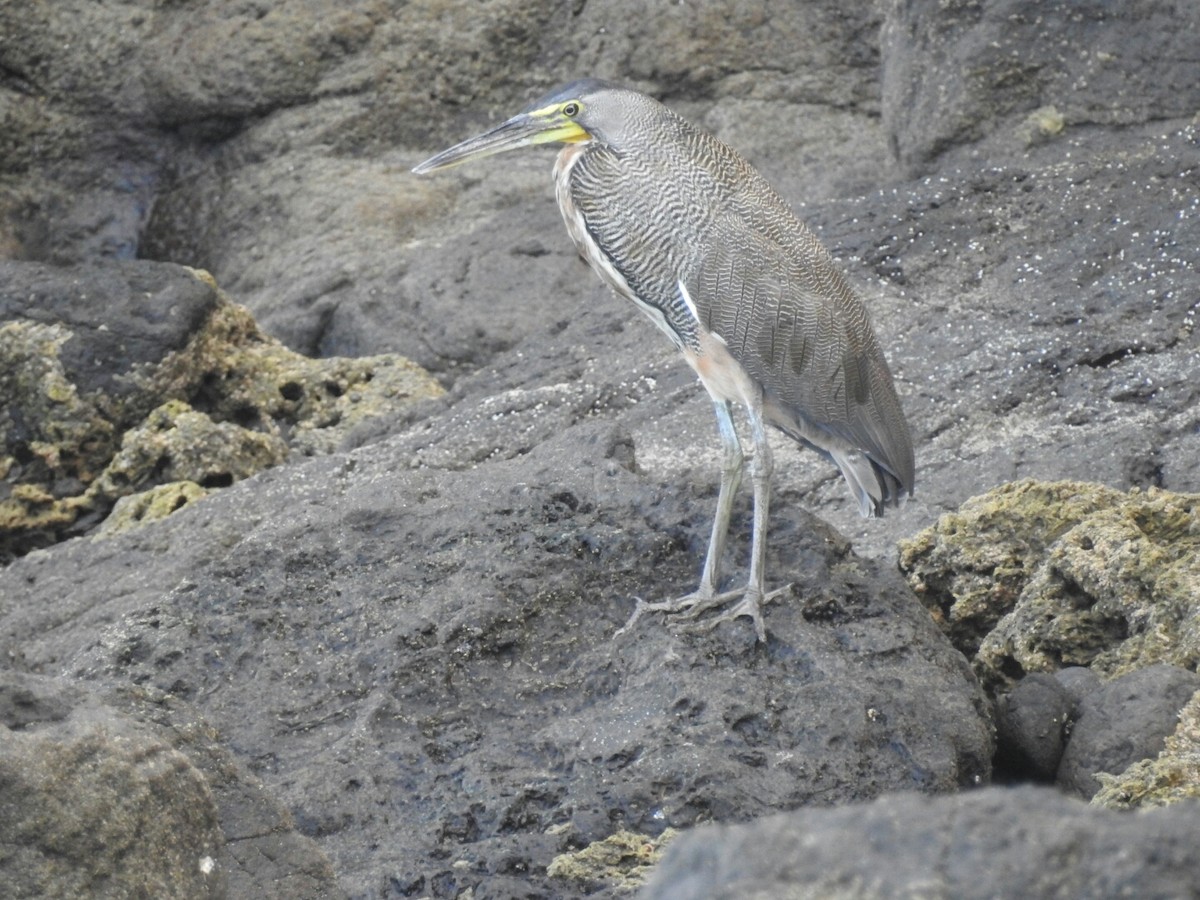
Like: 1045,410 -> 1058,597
900,480 -> 1200,690
0,670 -> 343,899
903,479 -> 1200,809
2,0 -> 1198,897
639,785 -> 1200,900
0,262 -> 443,561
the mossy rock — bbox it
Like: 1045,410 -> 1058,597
1093,688 -> 1200,810
900,480 -> 1200,692
1,263 -> 444,556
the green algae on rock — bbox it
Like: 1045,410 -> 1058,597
900,480 -> 1200,691
1,262 -> 444,559
547,828 -> 679,894
95,481 -> 212,538
1092,687 -> 1200,810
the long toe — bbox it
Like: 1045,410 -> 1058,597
704,583 -> 793,642
614,590 -> 718,637
615,583 -> 793,640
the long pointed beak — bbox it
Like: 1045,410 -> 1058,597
412,111 -> 587,175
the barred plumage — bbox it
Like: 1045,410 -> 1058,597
414,79 -> 914,640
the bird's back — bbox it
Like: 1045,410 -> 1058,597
561,98 -> 914,513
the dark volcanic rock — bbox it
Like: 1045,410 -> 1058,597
3,0 -> 1200,896
1093,688 -> 1200,809
1,260 -> 442,561
1057,664 -> 1200,800
0,418 -> 991,898
0,670 -> 342,899
882,0 -> 1200,173
994,673 -> 1074,781
638,785 -> 1200,899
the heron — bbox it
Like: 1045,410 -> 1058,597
413,79 -> 914,641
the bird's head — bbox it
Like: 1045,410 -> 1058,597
412,79 -> 640,174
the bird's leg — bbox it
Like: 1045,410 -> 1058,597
703,392 -> 793,641
614,400 -> 743,636
696,398 -> 743,596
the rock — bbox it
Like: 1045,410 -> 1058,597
0,420 -> 992,898
3,2 -> 1197,556
1056,664 -> 1200,800
547,828 -> 679,895
898,481 -> 1124,663
638,785 -> 1200,899
95,481 -> 211,538
0,670 -> 342,898
994,673 -> 1073,781
899,481 -> 1200,692
0,261 -> 443,560
2,0 -> 1199,896
904,482 -> 1200,796
1094,688 -> 1200,810
0,0 -> 890,370
881,0 -> 1200,173
89,398 -> 289,496
1053,666 -> 1102,706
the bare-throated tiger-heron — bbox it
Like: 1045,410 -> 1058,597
413,79 -> 914,641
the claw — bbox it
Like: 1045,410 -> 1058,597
614,582 -> 793,642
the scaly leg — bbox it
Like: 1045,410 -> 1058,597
615,399 -> 742,635
616,395 -> 791,641
702,388 -> 792,640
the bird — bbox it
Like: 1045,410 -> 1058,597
413,79 -> 914,641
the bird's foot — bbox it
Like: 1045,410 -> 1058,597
614,583 -> 793,642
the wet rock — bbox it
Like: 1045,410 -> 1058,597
0,0 -> 889,371
1056,664 -> 1200,800
638,785 -> 1200,900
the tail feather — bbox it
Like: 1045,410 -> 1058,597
831,449 -> 908,519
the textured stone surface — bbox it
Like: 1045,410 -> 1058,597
0,697 -> 224,898
1056,664 -> 1200,800
639,785 -> 1200,900
900,481 -> 1200,691
0,261 -> 443,560
994,673 -> 1073,781
1,0 -> 1199,896
1094,688 -> 1200,810
1,426 -> 991,898
0,671 -> 342,899
547,829 -> 678,895
881,0 -> 1200,173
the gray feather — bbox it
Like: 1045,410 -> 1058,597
561,89 -> 914,513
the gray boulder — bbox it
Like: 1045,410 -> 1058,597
1,412 -> 991,897
639,785 -> 1200,899
0,671 -> 342,899
2,0 -> 1199,896
1057,665 -> 1200,799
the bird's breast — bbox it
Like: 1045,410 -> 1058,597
553,143 -> 690,350
554,143 -> 708,352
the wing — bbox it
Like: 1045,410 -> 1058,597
685,204 -> 915,507
561,122 -> 914,511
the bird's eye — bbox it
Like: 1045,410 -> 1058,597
562,102 -> 581,117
